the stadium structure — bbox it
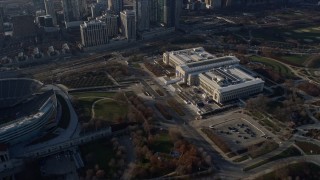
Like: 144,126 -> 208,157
0,78 -> 59,145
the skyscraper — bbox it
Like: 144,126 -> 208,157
0,7 -> 4,35
135,0 -> 150,31
163,0 -> 182,28
98,13 -> 119,37
80,20 -> 109,47
33,0 -> 45,10
149,0 -> 158,24
105,14 -> 119,37
62,0 -> 80,22
79,0 -> 88,17
120,10 -> 136,41
108,0 -> 123,15
44,0 -> 57,25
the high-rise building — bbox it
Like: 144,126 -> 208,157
157,0 -> 164,24
97,13 -> 119,37
135,0 -> 150,31
164,0 -> 182,28
108,0 -> 123,15
91,3 -> 105,18
0,7 -> 4,35
101,14 -> 119,37
80,20 -> 109,47
79,0 -> 88,17
120,10 -> 136,41
149,0 -> 158,24
62,0 -> 80,22
33,0 -> 45,10
44,0 -> 57,25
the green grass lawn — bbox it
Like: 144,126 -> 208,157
249,56 -> 295,78
261,118 -> 281,133
249,141 -> 279,159
255,162 -> 320,180
94,99 -> 128,122
71,92 -> 129,123
295,141 -> 320,155
244,146 -> 302,171
76,97 -> 101,119
233,155 -> 250,163
149,133 -> 174,154
279,55 -> 309,66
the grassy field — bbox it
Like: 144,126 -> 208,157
75,97 -> 101,119
149,133 -> 174,154
255,162 -> 320,180
71,92 -> 128,123
244,146 -> 301,171
95,99 -> 128,122
249,56 -> 295,78
252,26 -> 320,43
279,55 -> 309,66
295,141 -> 320,155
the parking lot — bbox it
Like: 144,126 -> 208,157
209,119 -> 266,151
193,112 -> 272,153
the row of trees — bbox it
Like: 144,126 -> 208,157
246,91 -> 310,126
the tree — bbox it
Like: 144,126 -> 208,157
114,92 -> 127,102
86,169 -> 94,179
96,170 -> 105,178
169,128 -> 183,141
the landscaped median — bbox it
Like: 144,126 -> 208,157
243,146 -> 302,172
295,141 -> 320,155
167,99 -> 185,116
255,162 -> 320,180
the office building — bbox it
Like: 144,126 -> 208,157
79,0 -> 88,17
164,0 -> 182,28
120,10 -> 136,41
149,0 -> 182,27
108,0 -> 123,15
0,7 -> 4,35
43,15 -> 54,27
62,0 -> 80,22
149,0 -> 158,24
33,0 -> 45,10
44,0 -> 57,25
135,0 -> 150,31
98,14 -> 119,37
80,20 -> 109,47
91,3 -> 105,18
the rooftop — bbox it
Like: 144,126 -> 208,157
168,47 -> 216,64
199,66 -> 264,92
